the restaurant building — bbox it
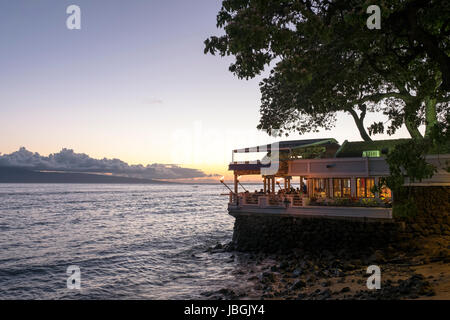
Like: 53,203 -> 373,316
225,138 -> 450,220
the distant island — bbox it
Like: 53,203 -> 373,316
0,147 -> 216,183
0,167 -> 170,184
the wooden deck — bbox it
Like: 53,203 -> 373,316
228,203 -> 393,220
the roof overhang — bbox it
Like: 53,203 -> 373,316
228,161 -> 271,171
233,138 -> 338,153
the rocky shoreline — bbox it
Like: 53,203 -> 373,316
203,236 -> 450,300
202,187 -> 450,300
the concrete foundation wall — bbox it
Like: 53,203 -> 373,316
230,187 -> 450,252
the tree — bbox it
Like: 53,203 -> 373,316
205,0 -> 449,140
381,0 -> 450,91
257,44 -> 394,141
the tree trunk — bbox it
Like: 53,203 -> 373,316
424,97 -> 438,138
403,99 -> 424,139
405,118 -> 423,139
347,108 -> 372,142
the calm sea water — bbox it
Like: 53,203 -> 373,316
0,183 -> 240,299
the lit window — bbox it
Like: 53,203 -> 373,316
342,179 -> 351,197
333,178 -> 351,198
357,178 -> 375,198
313,178 -> 328,198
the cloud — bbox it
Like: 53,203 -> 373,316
0,147 -> 212,180
143,98 -> 163,105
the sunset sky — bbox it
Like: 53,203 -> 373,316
0,0 -> 414,178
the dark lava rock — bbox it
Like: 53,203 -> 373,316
261,272 -> 276,283
335,269 -> 345,277
200,291 -> 215,297
321,288 -> 332,299
218,288 -> 236,299
321,280 -> 332,287
341,287 -> 351,293
357,273 -> 435,300
344,263 -> 356,271
291,280 -> 306,290
296,293 -> 306,300
368,250 -> 385,263
292,268 -> 303,277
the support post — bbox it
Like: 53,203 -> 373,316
329,178 -> 334,198
308,179 -> 312,198
300,176 -> 304,195
351,177 -> 356,198
375,177 -> 380,199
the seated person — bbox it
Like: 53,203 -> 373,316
301,183 -> 307,194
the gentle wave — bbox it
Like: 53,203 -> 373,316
0,183 -> 237,299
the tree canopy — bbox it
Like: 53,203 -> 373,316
205,0 -> 449,141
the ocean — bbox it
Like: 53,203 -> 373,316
0,183 -> 241,299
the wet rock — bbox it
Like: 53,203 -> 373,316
352,259 -> 363,267
292,268 -> 302,277
335,269 -> 345,277
200,291 -> 214,297
321,288 -> 332,299
343,263 -> 356,271
296,293 -> 306,299
261,272 -> 276,284
218,288 -> 236,299
321,280 -> 332,287
291,280 -> 306,290
368,250 -> 385,263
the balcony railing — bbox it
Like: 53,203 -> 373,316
230,192 -> 309,208
227,191 -> 393,219
229,191 -> 391,209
